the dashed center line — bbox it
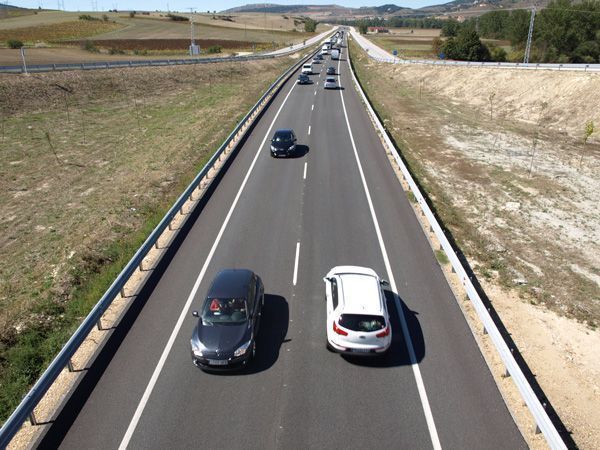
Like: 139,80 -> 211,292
308,125 -> 311,135
303,162 -> 307,180
311,104 -> 314,111
293,242 -> 300,286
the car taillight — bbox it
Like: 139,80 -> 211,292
376,326 -> 390,338
333,321 -> 348,336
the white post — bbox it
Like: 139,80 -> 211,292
20,47 -> 28,75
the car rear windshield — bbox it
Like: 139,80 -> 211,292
339,314 -> 385,332
274,133 -> 292,142
201,297 -> 247,324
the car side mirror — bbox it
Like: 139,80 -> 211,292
192,311 -> 199,317
380,279 -> 390,286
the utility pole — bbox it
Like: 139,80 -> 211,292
188,7 -> 199,56
524,7 -> 536,64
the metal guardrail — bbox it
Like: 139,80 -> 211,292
0,42 -> 323,449
349,28 -> 600,73
0,51 -> 281,74
346,40 -> 568,450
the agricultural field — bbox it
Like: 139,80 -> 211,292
0,10 -> 324,60
0,20 -> 124,44
349,39 -> 600,448
368,27 -> 510,59
0,53 -> 299,422
368,28 -> 440,58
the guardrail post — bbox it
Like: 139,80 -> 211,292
97,318 -> 103,330
67,358 -> 75,372
29,411 -> 38,426
534,403 -> 547,434
120,286 -> 127,298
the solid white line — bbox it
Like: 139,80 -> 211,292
293,242 -> 300,286
118,78 -> 299,450
303,162 -> 307,180
308,125 -> 311,135
338,51 -> 442,450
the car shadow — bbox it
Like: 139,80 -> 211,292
208,294 -> 289,376
341,290 -> 425,368
291,144 -> 309,158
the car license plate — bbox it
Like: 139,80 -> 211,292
208,359 -> 228,366
352,348 -> 371,353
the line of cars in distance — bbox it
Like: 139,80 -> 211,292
271,32 -> 344,157
190,266 -> 392,371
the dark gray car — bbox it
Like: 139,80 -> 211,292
190,269 -> 264,371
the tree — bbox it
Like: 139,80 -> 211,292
304,18 -> 317,32
580,120 -> 595,169
441,28 -> 490,61
431,36 -> 443,56
441,19 -> 461,37
358,21 -> 368,35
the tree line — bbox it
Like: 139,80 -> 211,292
454,0 -> 600,63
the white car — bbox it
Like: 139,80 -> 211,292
324,77 -> 337,89
323,266 -> 392,355
301,63 -> 313,75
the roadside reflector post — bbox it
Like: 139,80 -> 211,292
29,411 -> 38,426
97,318 -> 103,331
67,359 -> 75,372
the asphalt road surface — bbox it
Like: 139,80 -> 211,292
45,35 -> 526,450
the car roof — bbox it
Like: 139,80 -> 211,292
337,272 -> 384,315
207,269 -> 253,299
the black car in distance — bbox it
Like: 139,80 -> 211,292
297,73 -> 311,84
326,66 -> 336,75
190,269 -> 264,371
270,129 -> 297,157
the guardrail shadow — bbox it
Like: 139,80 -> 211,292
206,294 -> 289,376
342,290 -> 424,368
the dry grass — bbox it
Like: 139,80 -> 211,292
0,54 -> 295,421
0,20 -> 124,44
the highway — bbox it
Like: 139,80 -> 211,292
42,35 -> 526,449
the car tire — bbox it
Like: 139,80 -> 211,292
326,341 -> 335,352
251,341 -> 257,359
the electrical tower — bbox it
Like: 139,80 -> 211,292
524,7 -> 536,64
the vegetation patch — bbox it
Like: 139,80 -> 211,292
67,38 -> 263,51
0,55 -> 295,423
0,20 -> 124,44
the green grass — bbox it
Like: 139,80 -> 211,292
0,55 -> 297,423
435,249 -> 450,265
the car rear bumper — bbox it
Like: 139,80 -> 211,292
327,338 -> 390,356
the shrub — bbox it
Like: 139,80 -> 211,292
167,13 -> 188,21
133,49 -> 148,55
207,45 -> 222,54
82,40 -> 99,53
129,11 -> 136,18
487,43 -> 507,62
79,14 -> 99,21
7,39 -> 24,49
102,14 -> 109,21
109,48 -> 125,55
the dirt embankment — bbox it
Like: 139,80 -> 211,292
351,44 -> 599,448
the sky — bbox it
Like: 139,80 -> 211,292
6,0 -> 446,13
